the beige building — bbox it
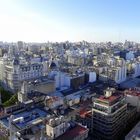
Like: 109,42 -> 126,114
46,116 -> 89,140
0,56 -> 48,92
46,116 -> 68,139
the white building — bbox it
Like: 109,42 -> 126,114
113,66 -> 127,83
46,116 -> 68,139
49,71 -> 85,90
0,57 -> 48,92
89,72 -> 96,83
46,117 -> 89,140
99,57 -> 127,84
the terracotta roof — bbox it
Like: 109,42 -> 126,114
99,95 -> 119,102
79,109 -> 91,118
125,90 -> 140,97
56,124 -> 88,140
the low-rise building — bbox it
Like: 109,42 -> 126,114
0,56 -> 48,92
0,107 -> 49,140
46,114 -> 89,140
56,123 -> 89,140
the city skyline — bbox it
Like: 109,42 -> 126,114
0,0 -> 140,42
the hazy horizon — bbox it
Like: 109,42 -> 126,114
0,0 -> 140,42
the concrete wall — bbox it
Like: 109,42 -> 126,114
125,95 -> 140,112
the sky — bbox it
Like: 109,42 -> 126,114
0,0 -> 140,42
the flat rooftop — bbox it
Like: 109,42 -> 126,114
99,95 -> 119,102
28,76 -> 54,84
125,90 -> 140,97
96,93 -> 122,105
98,94 -> 121,102
0,108 -> 47,130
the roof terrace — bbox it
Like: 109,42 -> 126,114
95,93 -> 123,106
56,124 -> 89,140
0,108 -> 48,130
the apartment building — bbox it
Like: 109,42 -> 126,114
92,88 -> 127,140
0,57 -> 48,92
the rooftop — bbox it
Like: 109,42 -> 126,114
125,90 -> 140,97
56,124 -> 88,140
79,109 -> 91,118
95,93 -> 123,105
71,99 -> 92,111
99,95 -> 119,102
97,93 -> 122,105
28,76 -> 54,85
0,108 -> 48,130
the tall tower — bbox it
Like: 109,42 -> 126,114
92,89 -> 127,140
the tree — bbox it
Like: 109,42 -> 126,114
0,86 -> 18,107
0,86 -> 12,103
3,94 -> 18,107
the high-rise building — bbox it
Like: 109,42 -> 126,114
92,88 -> 127,140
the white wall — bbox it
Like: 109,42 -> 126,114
46,122 -> 67,139
55,72 -> 71,89
89,72 -> 96,83
115,66 -> 126,84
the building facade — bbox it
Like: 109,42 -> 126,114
92,89 -> 127,140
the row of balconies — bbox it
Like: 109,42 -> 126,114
92,126 -> 124,140
93,114 -> 126,126
92,114 -> 126,130
93,106 -> 126,119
